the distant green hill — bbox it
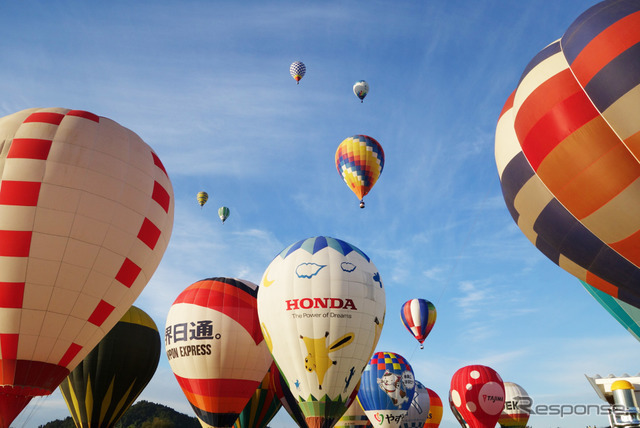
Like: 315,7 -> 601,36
38,400 -> 200,428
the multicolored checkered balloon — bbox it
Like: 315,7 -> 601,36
336,135 -> 385,208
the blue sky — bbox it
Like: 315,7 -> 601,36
2,1 -> 638,427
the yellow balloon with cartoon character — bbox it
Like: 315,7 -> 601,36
257,236 -> 386,428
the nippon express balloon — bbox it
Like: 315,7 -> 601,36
400,299 -> 436,349
60,306 -> 161,428
358,352 -> 416,428
402,381 -> 430,428
424,388 -> 443,428
449,365 -> 505,428
166,278 -> 272,428
0,108 -> 174,427
258,236 -> 386,428
336,135 -> 385,208
498,382 -> 530,428
495,0 -> 640,309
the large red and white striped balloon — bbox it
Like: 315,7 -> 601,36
0,107 -> 174,426
495,0 -> 640,309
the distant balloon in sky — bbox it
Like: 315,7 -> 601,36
335,135 -> 385,208
218,206 -> 230,224
449,365 -> 505,428
166,278 -> 272,428
0,107 -> 174,427
402,380 -> 430,428
358,351 -> 416,428
290,61 -> 306,84
424,388 -> 443,428
495,0 -> 640,310
258,236 -> 386,428
353,80 -> 370,103
60,306 -> 161,428
400,299 -> 437,349
498,382 -> 530,428
197,191 -> 209,207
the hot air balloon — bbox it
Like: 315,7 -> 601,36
335,135 -> 385,208
233,362 -> 282,428
400,299 -> 437,349
166,278 -> 273,428
218,206 -> 230,224
449,365 -> 505,428
290,61 -> 306,84
258,236 -> 386,428
358,352 -> 416,428
424,388 -> 443,428
336,396 -> 372,428
353,81 -> 370,103
580,280 -> 640,342
270,363 -> 308,428
59,306 -> 161,428
402,381 -> 430,428
197,191 -> 209,208
498,382 -> 530,428
494,0 -> 640,310
0,107 -> 174,427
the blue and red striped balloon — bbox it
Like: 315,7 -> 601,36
495,0 -> 640,310
400,299 -> 436,349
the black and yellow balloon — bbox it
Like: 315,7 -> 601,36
59,306 -> 161,428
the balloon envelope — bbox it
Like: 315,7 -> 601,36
358,352 -> 416,428
400,299 -> 436,348
402,381 -> 430,428
290,61 -> 306,83
494,0 -> 640,309
218,206 -> 230,224
60,306 -> 161,428
233,362 -> 282,428
423,388 -> 443,428
197,191 -> 209,207
258,236 -> 386,428
335,135 -> 385,208
353,80 -> 370,102
0,107 -> 174,426
498,382 -> 530,428
166,278 -> 272,428
449,365 -> 505,428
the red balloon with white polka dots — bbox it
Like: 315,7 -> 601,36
0,108 -> 174,427
449,365 -> 505,428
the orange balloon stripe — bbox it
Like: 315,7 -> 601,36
568,11 -> 640,85
552,142 -> 640,219
610,228 -> 640,267
536,115 -> 620,193
625,130 -> 640,157
585,272 -> 619,299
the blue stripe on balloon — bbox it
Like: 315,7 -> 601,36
499,152 -> 536,223
583,42 -> 640,112
562,0 -> 640,65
